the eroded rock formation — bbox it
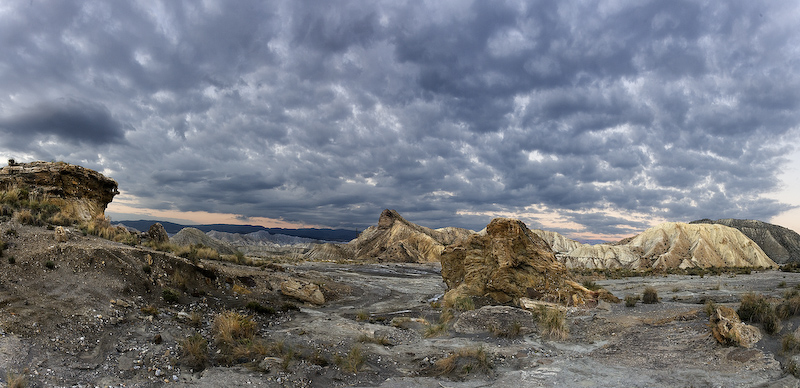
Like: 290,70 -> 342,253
537,222 -> 777,270
691,218 -> 800,264
304,209 -> 474,263
710,305 -> 761,348
0,160 -> 118,221
440,218 -> 594,307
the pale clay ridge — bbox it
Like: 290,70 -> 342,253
533,222 -> 777,270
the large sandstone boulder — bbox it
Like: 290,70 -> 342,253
147,223 -> 170,244
280,278 -> 325,305
710,305 -> 761,348
691,218 -> 800,264
440,218 -> 594,307
0,160 -> 118,221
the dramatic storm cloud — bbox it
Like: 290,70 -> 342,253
1,0 -> 799,239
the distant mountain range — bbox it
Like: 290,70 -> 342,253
114,220 -> 360,242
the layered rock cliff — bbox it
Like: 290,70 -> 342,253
0,160 -> 118,221
690,218 -> 800,264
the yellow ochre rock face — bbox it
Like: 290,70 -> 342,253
440,217 -> 594,307
0,160 -> 118,221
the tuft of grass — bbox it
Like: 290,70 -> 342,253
180,334 -> 209,371
212,311 -> 267,365
777,293 -> 800,319
453,296 -> 475,312
625,294 -> 640,307
355,310 -> 369,321
424,323 -> 448,338
783,333 -> 800,355
335,345 -> 366,373
5,370 -> 27,388
533,305 -> 568,340
704,300 -> 718,317
358,333 -> 391,346
140,305 -> 159,316
738,292 -> 781,335
490,321 -> 523,338
779,281 -> 788,288
162,288 -> 181,303
642,287 -> 659,304
434,347 -> 492,378
44,260 -> 55,269
246,301 -> 275,315
581,280 -> 601,291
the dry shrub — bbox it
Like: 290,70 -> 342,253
335,345 -> 365,373
534,305 -> 568,340
424,323 -> 448,338
434,347 -> 492,378
453,296 -> 475,312
5,370 -> 27,388
642,287 -> 659,304
738,292 -> 781,335
13,209 -> 34,225
212,311 -> 265,364
625,294 -> 640,307
783,333 -> 800,355
180,334 -> 209,371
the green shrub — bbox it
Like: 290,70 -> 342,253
642,287 -> 659,304
738,292 -> 782,335
162,288 -> 180,303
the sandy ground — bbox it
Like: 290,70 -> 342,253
2,222 -> 800,387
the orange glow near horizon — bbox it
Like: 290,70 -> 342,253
106,202 -> 311,229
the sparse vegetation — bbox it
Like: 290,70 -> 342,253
358,333 -> 391,346
5,370 -> 27,388
738,292 -> 781,335
162,287 -> 180,303
140,305 -> 159,316
44,260 -> 55,269
782,333 -> 800,355
642,287 -> 659,304
434,347 -> 492,378
533,305 -> 568,340
335,345 -> 366,373
581,279 -> 601,291
212,311 -> 266,365
704,300 -> 718,317
424,323 -> 448,338
625,294 -> 640,307
490,321 -> 523,338
245,301 -> 275,315
180,333 -> 209,371
356,310 -> 369,321
453,296 -> 475,312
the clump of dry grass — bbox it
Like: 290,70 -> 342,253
335,345 -> 366,373
180,334 -> 209,371
5,370 -> 27,388
642,286 -> 659,304
738,292 -> 781,335
358,333 -> 391,346
212,311 -> 267,365
533,305 -> 568,340
424,323 -> 448,338
434,347 -> 492,378
625,294 -> 640,307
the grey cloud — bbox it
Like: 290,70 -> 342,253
0,98 -> 125,145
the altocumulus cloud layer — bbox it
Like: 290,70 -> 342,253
1,1 -> 799,238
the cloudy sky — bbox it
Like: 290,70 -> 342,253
1,0 -> 799,240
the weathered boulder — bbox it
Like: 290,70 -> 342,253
0,160 -> 118,221
147,223 -> 170,244
440,218 -> 594,307
710,305 -> 761,348
54,226 -> 68,243
280,279 -> 325,305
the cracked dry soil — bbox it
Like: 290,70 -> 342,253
1,222 -> 800,387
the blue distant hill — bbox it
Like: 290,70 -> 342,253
114,220 -> 360,242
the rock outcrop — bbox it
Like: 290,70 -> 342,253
440,218 -> 595,307
147,223 -> 170,244
170,227 -> 236,255
305,209 -> 474,263
691,219 -> 800,264
0,160 -> 118,221
541,222 -> 777,270
710,305 -> 761,348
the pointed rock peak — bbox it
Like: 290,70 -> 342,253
378,209 -> 407,229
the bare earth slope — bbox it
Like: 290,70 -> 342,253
691,218 -> 800,264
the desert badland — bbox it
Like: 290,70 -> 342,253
3,161 -> 800,387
